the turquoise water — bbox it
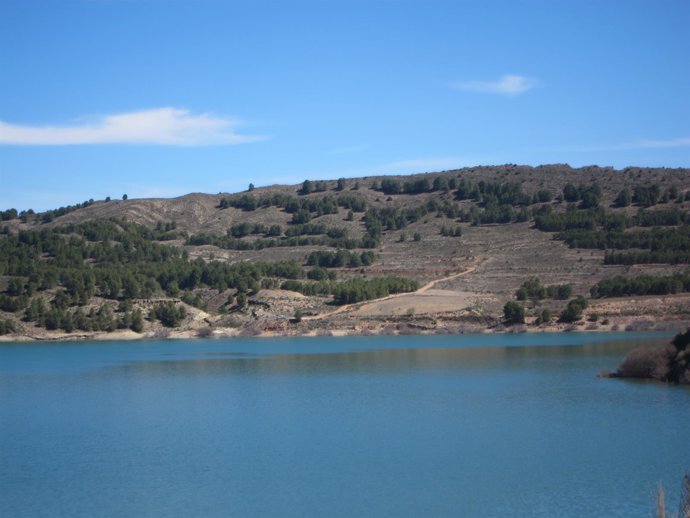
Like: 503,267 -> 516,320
1,332 -> 688,517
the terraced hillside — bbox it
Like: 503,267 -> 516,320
1,164 -> 690,340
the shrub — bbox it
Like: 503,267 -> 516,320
615,345 -> 675,381
150,301 -> 186,328
536,309 -> 552,325
610,329 -> 690,384
503,301 -> 525,325
0,319 -> 17,335
130,309 -> 144,333
559,297 -> 587,323
671,328 -> 690,351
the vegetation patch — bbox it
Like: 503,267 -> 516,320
605,329 -> 690,384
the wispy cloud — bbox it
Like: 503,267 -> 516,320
548,136 -> 690,154
451,74 -> 538,96
0,107 -> 265,146
635,136 -> 690,149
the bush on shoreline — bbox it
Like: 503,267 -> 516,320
606,329 -> 690,384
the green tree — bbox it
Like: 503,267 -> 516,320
536,189 -> 552,203
503,301 -> 525,324
73,307 -> 88,330
580,191 -> 600,209
538,309 -> 552,325
0,319 -> 17,335
556,285 -> 572,300
563,183 -> 578,202
7,278 -> 23,296
150,301 -> 185,327
616,188 -> 632,207
291,209 -> 311,225
24,298 -> 40,322
97,303 -> 115,331
122,194 -> 128,201
559,297 -> 587,323
236,291 -> 247,309
130,309 -> 144,333
301,179 -> 313,195
432,177 -> 449,193
121,274 -> 139,299
633,184 -> 661,207
166,281 -> 180,297
516,278 -> 546,300
61,312 -> 74,333
44,308 -> 62,330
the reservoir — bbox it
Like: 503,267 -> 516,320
1,332 -> 688,517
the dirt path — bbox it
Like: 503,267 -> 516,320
304,258 -> 484,321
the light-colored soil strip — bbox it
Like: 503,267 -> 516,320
304,258 -> 484,321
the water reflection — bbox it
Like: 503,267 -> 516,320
104,336 -> 670,378
1,333 -> 688,518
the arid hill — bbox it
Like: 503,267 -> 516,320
1,164 -> 689,340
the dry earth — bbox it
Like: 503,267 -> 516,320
2,164 -> 690,340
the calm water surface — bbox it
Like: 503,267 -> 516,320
1,332 -> 688,517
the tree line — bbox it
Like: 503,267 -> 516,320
280,277 -> 419,305
515,278 -> 572,301
219,192 -> 367,215
187,232 -> 374,251
0,217 -> 426,332
306,250 -> 376,268
590,272 -> 690,298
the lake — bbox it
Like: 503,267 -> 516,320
1,332 -> 688,517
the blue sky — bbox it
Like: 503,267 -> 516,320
1,0 -> 688,212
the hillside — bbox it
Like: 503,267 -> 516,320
2,163 -> 690,340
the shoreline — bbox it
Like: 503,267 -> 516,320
1,316 -> 686,343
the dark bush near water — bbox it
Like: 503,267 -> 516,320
607,329 -> 690,384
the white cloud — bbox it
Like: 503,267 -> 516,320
451,75 -> 538,96
0,107 -> 265,146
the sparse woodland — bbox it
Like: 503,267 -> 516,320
1,164 -> 690,338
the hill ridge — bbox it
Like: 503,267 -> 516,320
1,163 -> 690,340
